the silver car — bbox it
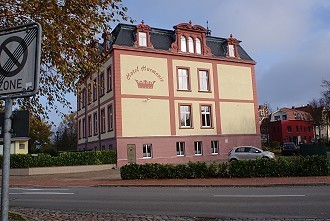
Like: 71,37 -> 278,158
228,146 -> 275,161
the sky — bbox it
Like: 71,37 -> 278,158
52,0 -> 330,125
121,0 -> 330,111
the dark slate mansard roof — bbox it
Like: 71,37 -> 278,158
100,23 -> 254,61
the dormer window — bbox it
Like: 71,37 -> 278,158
171,21 -> 212,56
134,20 -> 153,48
195,38 -> 201,54
226,34 -> 240,59
139,32 -> 147,46
228,45 -> 235,57
180,36 -> 187,52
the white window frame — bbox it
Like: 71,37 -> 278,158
180,105 -> 192,128
199,70 -> 209,92
211,140 -> 219,155
228,44 -> 235,57
178,68 -> 189,90
139,32 -> 147,46
88,115 -> 92,136
176,142 -> 185,156
201,106 -> 211,128
108,105 -> 113,131
195,38 -> 201,54
180,36 -> 187,52
188,37 -> 194,53
143,144 -> 152,158
101,109 -> 106,133
194,141 -> 202,155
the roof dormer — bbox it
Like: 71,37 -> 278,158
171,21 -> 212,56
226,34 -> 240,59
134,20 -> 153,48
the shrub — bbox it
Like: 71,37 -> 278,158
120,156 -> 329,180
0,151 -> 117,169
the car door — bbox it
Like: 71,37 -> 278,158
249,147 -> 262,159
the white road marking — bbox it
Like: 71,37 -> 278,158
10,192 -> 74,195
214,194 -> 306,198
11,188 -> 70,191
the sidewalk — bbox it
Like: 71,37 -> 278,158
6,168 -> 330,187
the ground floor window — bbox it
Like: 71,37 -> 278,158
143,144 -> 152,158
176,142 -> 185,156
194,141 -> 202,155
211,140 -> 219,154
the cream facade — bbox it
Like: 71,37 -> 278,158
77,22 -> 261,166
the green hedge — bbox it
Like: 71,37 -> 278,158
0,151 -> 117,168
120,155 -> 329,180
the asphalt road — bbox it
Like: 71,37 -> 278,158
8,186 -> 330,219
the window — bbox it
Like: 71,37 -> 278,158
100,72 -> 105,96
78,120 -> 81,139
194,141 -> 202,155
180,36 -> 187,52
87,84 -> 92,104
228,44 -> 235,57
81,88 -> 86,108
93,112 -> 98,135
92,79 -> 97,101
198,70 -> 210,92
195,38 -> 201,54
211,140 -> 219,154
19,144 -> 25,150
188,37 -> 194,53
201,105 -> 211,127
143,144 -> 152,158
180,105 -> 192,128
287,126 -> 292,133
82,118 -> 86,138
107,66 -> 112,92
77,94 -> 81,110
101,109 -> 106,133
282,115 -> 287,120
178,68 -> 189,90
108,105 -> 113,131
88,115 -> 92,136
176,142 -> 185,156
296,126 -> 299,132
274,116 -> 280,121
138,32 -> 147,46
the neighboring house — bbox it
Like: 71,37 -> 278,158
0,110 -> 30,155
0,139 -> 29,155
296,105 -> 330,143
268,107 -> 314,145
77,21 -> 260,166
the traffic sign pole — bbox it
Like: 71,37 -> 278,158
1,98 -> 13,221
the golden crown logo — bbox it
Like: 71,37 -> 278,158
135,79 -> 156,89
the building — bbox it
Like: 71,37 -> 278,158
77,21 -> 260,166
0,110 -> 30,155
296,105 -> 330,142
268,107 -> 314,145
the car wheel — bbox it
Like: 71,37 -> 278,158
262,156 -> 270,160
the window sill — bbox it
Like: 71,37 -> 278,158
201,126 -> 214,129
211,153 -> 219,155
177,89 -> 192,92
179,127 -> 194,129
177,155 -> 185,157
198,90 -> 212,93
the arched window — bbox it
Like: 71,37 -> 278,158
195,38 -> 201,54
180,36 -> 187,52
188,37 -> 194,53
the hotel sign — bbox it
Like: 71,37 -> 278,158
126,65 -> 164,89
